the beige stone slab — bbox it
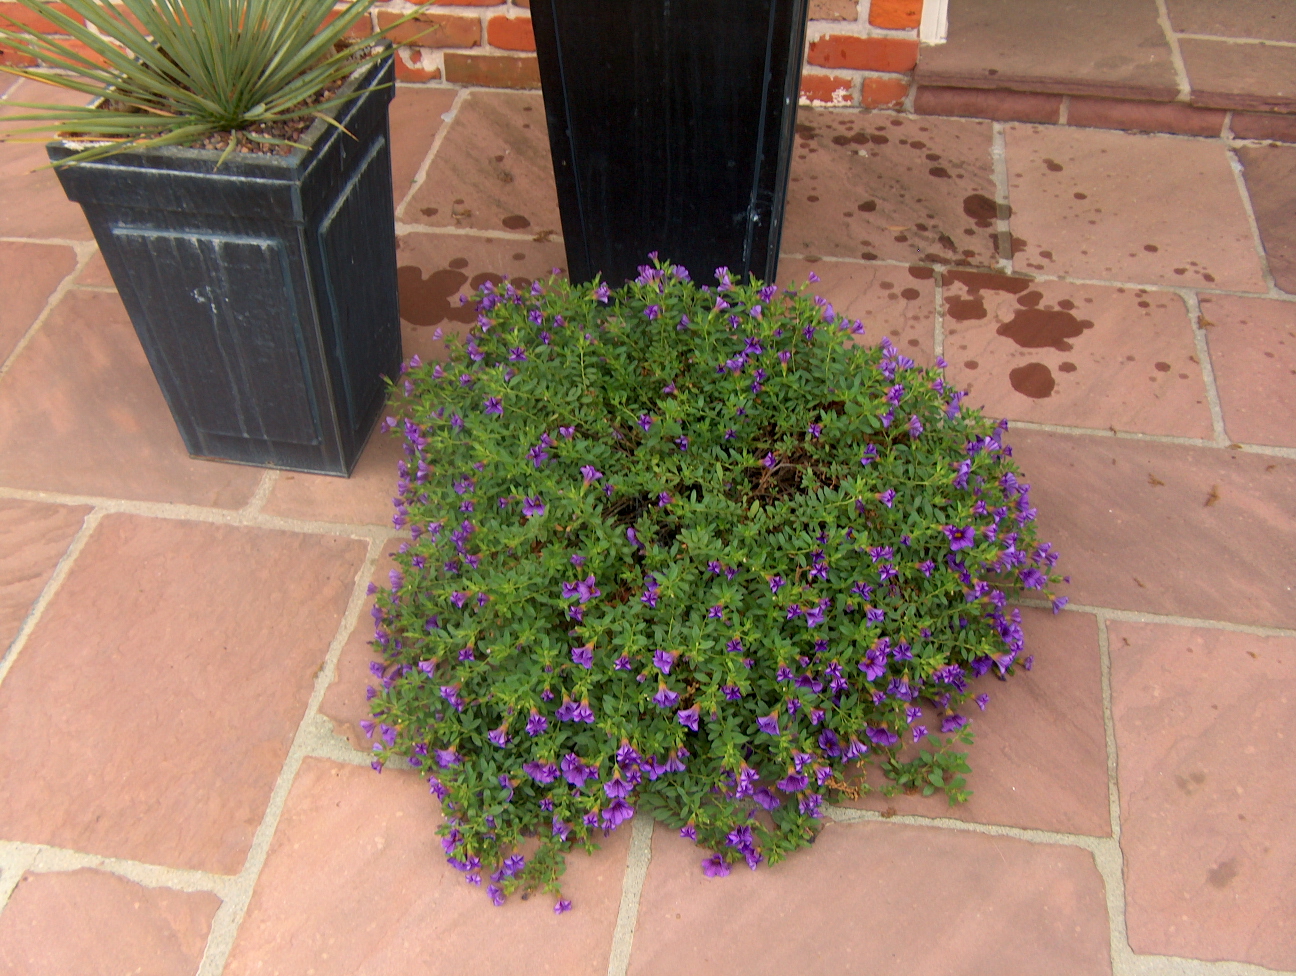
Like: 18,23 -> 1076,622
224,758 -> 631,976
1200,294 -> 1296,448
75,249 -> 114,287
1009,428 -> 1296,629
262,428 -> 403,527
842,608 -> 1110,837
1234,143 -> 1296,294
628,819 -> 1111,976
1181,37 -> 1296,112
0,80 -> 94,240
943,273 -> 1213,438
0,868 -> 219,976
1110,622 -> 1296,969
0,289 -> 262,507
404,89 -> 561,236
1167,0 -> 1296,41
0,498 -> 90,656
389,85 -> 458,208
0,239 -> 76,362
1005,124 -> 1267,292
783,111 -> 1000,268
0,514 -> 366,873
778,258 -> 937,365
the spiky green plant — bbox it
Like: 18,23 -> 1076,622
0,0 -> 433,163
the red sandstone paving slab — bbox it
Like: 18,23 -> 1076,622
783,111 -> 999,268
1110,622 -> 1296,969
389,85 -> 458,208
404,89 -> 560,236
629,819 -> 1111,976
1235,144 -> 1296,294
1201,295 -> 1296,447
1181,38 -> 1296,113
778,257 -> 936,365
0,498 -> 89,656
321,549 -> 399,751
841,608 -> 1109,837
0,80 -> 94,240
0,515 -> 366,873
262,428 -> 402,527
76,249 -> 114,287
0,289 -> 262,507
1167,0 -> 1296,41
912,0 -> 1178,101
0,868 -> 219,976
942,273 -> 1213,438
1008,428 -> 1296,629
0,240 -> 76,362
224,758 -> 631,976
1005,124 -> 1267,293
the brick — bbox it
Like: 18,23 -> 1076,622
433,0 -> 497,5
0,2 -> 83,34
808,34 -> 918,72
321,7 -> 374,40
799,73 -> 854,106
51,36 -> 110,67
1067,96 -> 1226,137
443,52 -> 540,89
869,0 -> 922,29
487,14 -> 535,52
513,0 -> 530,7
808,0 -> 857,21
860,74 -> 909,107
1232,110 -> 1296,143
377,10 -> 480,48
394,49 -> 441,83
915,85 -> 1062,123
0,41 -> 37,66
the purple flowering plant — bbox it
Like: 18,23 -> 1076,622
367,258 -> 1065,909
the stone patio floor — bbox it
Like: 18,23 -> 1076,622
1,74 -> 1294,976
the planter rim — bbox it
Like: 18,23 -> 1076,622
45,41 -> 393,178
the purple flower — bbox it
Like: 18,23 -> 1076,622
523,761 -> 558,784
638,413 -> 654,432
627,527 -> 643,548
604,770 -> 633,799
761,451 -> 776,468
753,787 -> 781,810
557,699 -> 595,723
702,854 -> 730,878
508,346 -> 527,362
653,649 -> 676,674
488,884 -> 505,906
941,713 -> 969,733
878,489 -> 897,508
522,496 -> 545,517
908,414 -> 924,438
860,444 -> 878,466
756,712 -> 780,736
570,552 -> 586,566
594,283 -> 611,303
680,824 -> 697,840
677,706 -> 700,731
912,725 -> 929,742
645,304 -> 661,320
484,396 -> 503,415
768,575 -> 786,594
943,525 -> 976,551
808,422 -> 822,439
576,575 -> 601,603
527,444 -> 549,468
614,654 -> 632,671
652,685 -> 680,709
554,899 -> 573,914
866,726 -> 899,747
559,425 -> 575,438
777,772 -> 809,793
571,644 -> 594,668
1052,595 -> 1069,613
707,604 -> 725,620
488,727 -> 509,747
602,798 -> 635,829
526,711 -> 548,736
675,436 -> 689,452
976,693 -> 990,711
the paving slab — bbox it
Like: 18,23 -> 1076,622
783,111 -> 999,268
913,0 -> 1178,101
224,758 -> 632,976
1005,125 -> 1266,292
0,289 -> 263,507
942,273 -> 1213,438
1166,0 -> 1296,41
261,428 -> 402,527
1234,143 -> 1296,294
1008,429 -> 1296,629
404,89 -> 561,236
1199,294 -> 1296,448
389,85 -> 458,209
0,79 -> 94,240
1180,38 -> 1296,113
1110,622 -> 1296,970
778,257 -> 936,364
842,608 -> 1109,837
0,868 -> 219,976
0,498 -> 90,656
0,514 -> 366,873
628,819 -> 1111,976
75,249 -> 114,287
0,239 -> 77,362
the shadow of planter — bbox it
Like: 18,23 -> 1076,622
531,0 -> 810,286
48,54 -> 401,477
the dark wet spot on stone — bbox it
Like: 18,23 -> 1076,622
512,252 -> 526,261
926,152 -> 941,161
901,287 -> 921,300
1144,244 -> 1159,253
964,360 -> 979,370
894,234 -> 908,242
871,133 -> 890,145
523,105 -> 533,112
522,123 -> 531,129
1155,361 -> 1171,372
929,166 -> 952,179
908,265 -> 934,280
1043,158 -> 1064,172
1010,362 -> 1055,398
889,119 -> 903,127
1040,249 -> 1054,260
909,140 -> 927,149
987,68 -> 999,75
945,270 -> 1033,295
1207,859 -> 1238,889
420,207 -> 439,217
1017,290 -> 1043,309
880,281 -> 895,290
1074,192 -> 1087,200
1058,298 -> 1075,310
832,135 -> 851,146
470,271 -> 506,291
962,193 -> 999,224
510,276 -> 533,291
454,198 -> 465,205
1179,372 -> 1189,379
449,257 -> 469,270
907,338 -> 921,347
807,194 -> 820,202
1058,361 -> 1077,372
502,214 -> 532,230
1203,273 -> 1216,283
494,154 -> 505,163
860,251 -> 878,260
997,308 -> 1094,351
858,200 -> 877,212
945,297 -> 987,321
397,265 -> 476,326
1174,267 -> 1187,275
795,123 -> 817,139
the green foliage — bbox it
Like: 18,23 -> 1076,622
367,259 -> 1065,909
0,0 -> 429,162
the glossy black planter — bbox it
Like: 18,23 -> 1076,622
48,54 -> 401,476
530,0 -> 810,286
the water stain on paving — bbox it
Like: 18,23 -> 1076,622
962,193 -> 1009,228
502,214 -> 531,230
946,296 -> 988,321
1009,362 -> 1055,398
397,265 -> 477,326
944,270 -> 1033,295
996,307 -> 1095,351
1207,858 -> 1239,889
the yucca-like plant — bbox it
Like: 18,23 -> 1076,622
0,0 -> 432,163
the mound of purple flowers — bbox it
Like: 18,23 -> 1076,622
367,257 -> 1066,909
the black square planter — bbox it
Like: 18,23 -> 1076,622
48,54 -> 401,476
530,0 -> 810,286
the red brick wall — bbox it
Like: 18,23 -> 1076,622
2,0 -> 922,107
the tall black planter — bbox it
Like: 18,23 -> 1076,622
530,0 -> 809,286
48,54 -> 401,476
